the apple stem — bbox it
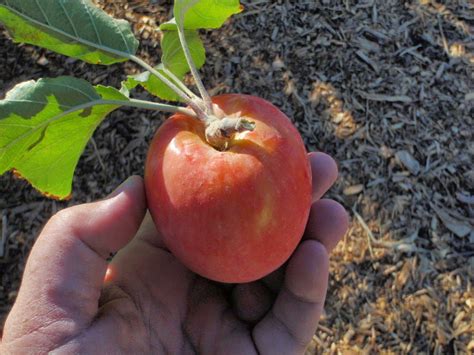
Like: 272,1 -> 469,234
130,55 -> 207,119
204,117 -> 256,150
130,45 -> 255,150
131,55 -> 190,101
125,98 -> 197,117
177,23 -> 213,114
162,67 -> 200,101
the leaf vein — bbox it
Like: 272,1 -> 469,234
34,0 -> 51,26
59,0 -> 79,38
0,123 -> 34,128
1,3 -> 133,60
46,82 -> 97,101
0,99 -> 120,155
110,18 -> 131,53
81,0 -> 103,46
2,99 -> 47,105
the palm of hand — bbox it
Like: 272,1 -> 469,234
95,217 -> 314,355
1,153 -> 348,355
101,236 -> 260,354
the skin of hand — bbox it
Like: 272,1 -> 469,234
0,152 -> 348,355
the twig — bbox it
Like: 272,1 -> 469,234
90,138 -> 106,175
0,212 -> 7,258
130,55 -> 192,103
312,334 -> 325,348
292,90 -> 318,141
130,55 -> 207,120
437,18 -> 450,56
317,324 -> 335,335
125,98 -> 197,116
353,208 -> 375,258
176,24 -> 213,113
162,67 -> 200,101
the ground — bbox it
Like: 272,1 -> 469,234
0,0 -> 473,353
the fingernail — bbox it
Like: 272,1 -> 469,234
106,176 -> 137,199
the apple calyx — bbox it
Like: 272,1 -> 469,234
188,99 -> 255,150
204,116 -> 256,150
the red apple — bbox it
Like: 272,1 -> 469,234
145,94 -> 312,283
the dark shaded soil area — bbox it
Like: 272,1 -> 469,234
1,1 -> 472,353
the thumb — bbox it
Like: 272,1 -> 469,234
3,176 -> 146,343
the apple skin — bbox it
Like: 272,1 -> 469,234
145,94 -> 312,283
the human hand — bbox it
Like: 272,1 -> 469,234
0,152 -> 348,355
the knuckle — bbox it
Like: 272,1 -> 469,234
48,205 -> 81,228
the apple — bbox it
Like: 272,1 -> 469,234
145,94 -> 312,283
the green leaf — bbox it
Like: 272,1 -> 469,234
0,0 -> 138,65
160,0 -> 242,30
124,0 -> 241,101
0,77 -> 128,199
162,30 -> 206,74
122,30 -> 205,101
122,67 -> 181,102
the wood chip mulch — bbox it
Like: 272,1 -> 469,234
1,0 -> 472,353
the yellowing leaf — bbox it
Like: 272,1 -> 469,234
0,77 -> 128,198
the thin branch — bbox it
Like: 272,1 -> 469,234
1,98 -> 196,155
353,209 -> 375,259
130,55 -> 191,101
90,137 -> 107,175
125,98 -> 197,117
162,67 -> 199,101
0,212 -> 7,258
129,55 -> 206,119
176,24 -> 213,114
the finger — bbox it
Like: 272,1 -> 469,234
135,211 -> 167,249
253,241 -> 329,355
231,281 -> 273,323
304,199 -> 349,253
261,198 -> 347,292
102,211 -> 170,284
309,152 -> 338,202
3,176 -> 146,342
260,264 -> 286,293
